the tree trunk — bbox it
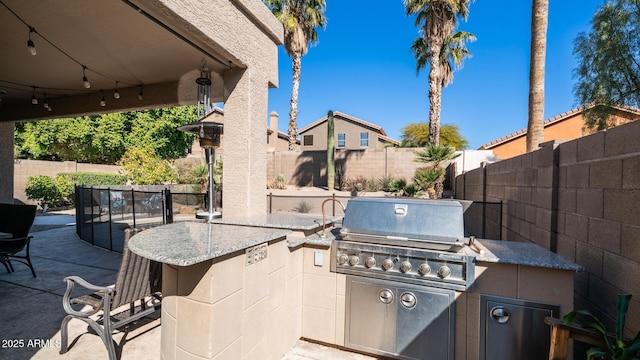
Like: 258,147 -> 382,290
288,53 -> 302,151
428,40 -> 443,145
526,0 -> 548,153
327,110 -> 335,190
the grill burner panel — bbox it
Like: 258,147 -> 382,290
334,241 -> 475,291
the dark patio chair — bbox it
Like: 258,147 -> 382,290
0,203 -> 37,277
60,227 -> 162,360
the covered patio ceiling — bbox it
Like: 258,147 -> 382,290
0,0 -> 243,122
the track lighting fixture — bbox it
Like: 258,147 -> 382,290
113,81 -> 120,99
31,87 -> 38,105
43,99 -> 49,109
82,66 -> 91,89
138,86 -> 143,100
27,27 -> 36,56
100,90 -> 106,107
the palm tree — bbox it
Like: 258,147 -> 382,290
404,0 -> 473,145
264,0 -> 327,150
414,143 -> 460,198
526,0 -> 548,152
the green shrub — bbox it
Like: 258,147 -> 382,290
293,200 -> 313,213
25,175 -> 67,210
57,172 -> 127,186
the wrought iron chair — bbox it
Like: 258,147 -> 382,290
0,203 -> 37,277
60,227 -> 162,360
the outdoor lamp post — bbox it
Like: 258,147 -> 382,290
177,121 -> 223,221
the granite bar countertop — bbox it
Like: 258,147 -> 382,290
128,222 -> 291,266
470,239 -> 583,271
210,213 -> 341,232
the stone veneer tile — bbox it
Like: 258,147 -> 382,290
576,189 -> 604,218
335,294 -> 346,346
268,240 -> 287,274
267,267 -> 286,313
303,273 -> 337,310
177,261 -> 214,302
242,339 -> 268,360
302,247 -> 333,276
285,307 -> 302,351
242,298 -> 268,356
517,266 -> 574,313
621,224 -> 640,263
175,347 -> 208,360
266,304 -> 288,360
162,307 -> 177,360
590,159 -> 622,189
623,156 -> 640,190
243,255 -> 269,309
211,338 -> 242,360
336,273 -> 346,297
472,264 -> 517,297
286,247 -> 303,280
176,298 -> 213,357
211,254 -> 244,304
302,305 -> 336,344
286,273 -> 303,313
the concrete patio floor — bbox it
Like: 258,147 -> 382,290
0,214 -> 378,360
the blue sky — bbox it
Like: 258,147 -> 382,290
266,0 -> 603,149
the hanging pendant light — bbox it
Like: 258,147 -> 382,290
27,27 -> 36,56
82,66 -> 91,89
31,87 -> 38,105
100,90 -> 106,107
113,81 -> 120,99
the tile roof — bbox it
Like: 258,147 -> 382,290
298,111 -> 387,136
478,104 -> 640,150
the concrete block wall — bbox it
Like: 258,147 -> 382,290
267,148 -> 435,188
455,119 -> 640,336
14,159 -> 122,204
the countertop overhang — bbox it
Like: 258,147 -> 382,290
128,222 -> 291,266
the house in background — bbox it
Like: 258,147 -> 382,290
479,104 -> 640,159
297,111 -> 400,151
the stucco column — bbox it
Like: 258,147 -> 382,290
222,67 -> 268,217
0,122 -> 14,203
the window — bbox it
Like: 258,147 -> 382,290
360,132 -> 369,147
303,135 -> 313,146
337,133 -> 346,148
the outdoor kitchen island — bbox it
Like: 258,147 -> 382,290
129,204 -> 582,360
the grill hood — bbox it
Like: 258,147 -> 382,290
340,198 -> 466,249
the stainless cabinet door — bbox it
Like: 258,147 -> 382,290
346,277 -> 397,354
397,287 -> 455,360
480,295 -> 559,360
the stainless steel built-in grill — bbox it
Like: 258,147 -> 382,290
333,197 -> 476,360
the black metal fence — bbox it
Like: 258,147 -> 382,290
266,192 -> 502,240
75,185 -> 205,252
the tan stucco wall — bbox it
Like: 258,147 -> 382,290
300,118 -> 383,151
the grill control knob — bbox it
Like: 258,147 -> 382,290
349,255 -> 360,266
400,261 -> 412,273
365,257 -> 376,268
382,259 -> 394,271
337,254 -> 349,265
418,263 -> 431,275
438,266 -> 452,278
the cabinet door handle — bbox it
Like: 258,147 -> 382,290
490,306 -> 510,324
378,289 -> 394,304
